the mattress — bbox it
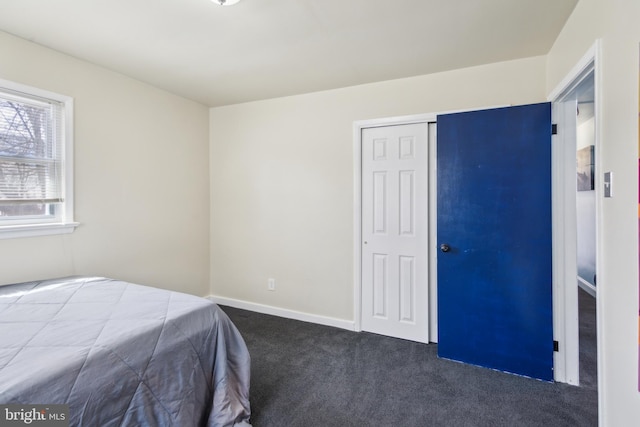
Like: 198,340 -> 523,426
0,276 -> 251,427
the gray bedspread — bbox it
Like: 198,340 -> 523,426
0,276 -> 251,427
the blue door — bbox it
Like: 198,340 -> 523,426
436,103 -> 553,381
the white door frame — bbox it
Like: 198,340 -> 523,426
353,113 -> 438,341
547,40 -> 601,386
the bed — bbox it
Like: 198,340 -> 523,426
0,276 -> 251,427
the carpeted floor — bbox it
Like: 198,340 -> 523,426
222,296 -> 597,427
578,287 -> 597,390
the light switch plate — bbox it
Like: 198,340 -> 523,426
604,171 -> 612,198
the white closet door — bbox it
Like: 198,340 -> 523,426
361,123 -> 429,343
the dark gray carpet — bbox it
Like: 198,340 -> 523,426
579,287 -> 597,390
222,304 -> 597,427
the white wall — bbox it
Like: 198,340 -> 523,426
576,115 -> 596,285
210,56 -> 547,322
0,31 -> 211,297
547,0 -> 640,424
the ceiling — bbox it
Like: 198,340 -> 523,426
0,0 -> 578,107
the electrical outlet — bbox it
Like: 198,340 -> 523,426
267,278 -> 276,291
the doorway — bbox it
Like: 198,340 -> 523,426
549,41 -> 600,387
557,69 -> 598,388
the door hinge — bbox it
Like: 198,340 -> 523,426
553,340 -> 559,352
551,124 -> 558,135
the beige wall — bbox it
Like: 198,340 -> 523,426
0,31 -> 211,296
6,3 -> 638,422
547,0 -> 640,424
210,56 -> 547,321
546,0 -> 604,91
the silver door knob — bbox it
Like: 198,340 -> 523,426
440,244 -> 450,253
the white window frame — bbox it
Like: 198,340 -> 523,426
0,78 -> 78,239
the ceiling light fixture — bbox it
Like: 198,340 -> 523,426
212,0 -> 241,5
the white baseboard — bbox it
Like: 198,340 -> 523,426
207,295 -> 356,332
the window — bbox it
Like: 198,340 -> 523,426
0,78 -> 77,238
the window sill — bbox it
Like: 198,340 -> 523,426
0,222 -> 79,240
